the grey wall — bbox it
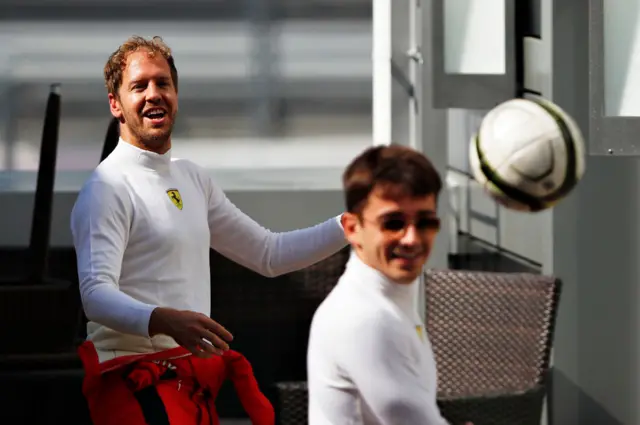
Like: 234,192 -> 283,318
548,0 -> 639,424
0,190 -> 345,248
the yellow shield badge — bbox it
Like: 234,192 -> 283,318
166,189 -> 183,210
415,325 -> 424,341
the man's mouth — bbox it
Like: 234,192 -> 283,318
390,250 -> 423,261
143,108 -> 168,124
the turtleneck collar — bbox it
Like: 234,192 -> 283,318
113,138 -> 172,173
344,250 -> 418,316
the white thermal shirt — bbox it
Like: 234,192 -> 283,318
307,252 -> 449,425
71,140 -> 347,362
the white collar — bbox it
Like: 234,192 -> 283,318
113,138 -> 172,173
344,250 -> 419,316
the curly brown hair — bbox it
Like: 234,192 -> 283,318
104,35 -> 178,96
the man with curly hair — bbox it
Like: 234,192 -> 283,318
71,36 -> 347,425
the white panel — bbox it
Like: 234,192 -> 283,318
523,36 -> 548,94
603,0 -> 640,116
443,0 -> 506,74
372,0 -> 393,146
447,108 -> 485,173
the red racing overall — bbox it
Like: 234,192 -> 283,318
78,342 -> 274,425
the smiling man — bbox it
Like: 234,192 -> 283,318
307,145 -> 458,425
71,36 -> 347,425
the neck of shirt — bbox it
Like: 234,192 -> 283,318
345,251 -> 418,316
115,138 -> 172,173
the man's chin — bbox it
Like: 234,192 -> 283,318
386,269 -> 421,284
141,129 -> 171,143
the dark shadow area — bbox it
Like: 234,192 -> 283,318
0,246 -> 350,421
450,233 -> 541,274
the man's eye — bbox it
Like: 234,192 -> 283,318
382,219 -> 406,231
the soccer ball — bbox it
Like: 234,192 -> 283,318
468,97 -> 586,212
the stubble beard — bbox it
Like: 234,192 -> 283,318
124,111 -> 175,153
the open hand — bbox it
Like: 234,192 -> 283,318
149,307 -> 234,358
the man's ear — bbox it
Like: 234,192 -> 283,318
341,212 -> 363,248
108,93 -> 124,122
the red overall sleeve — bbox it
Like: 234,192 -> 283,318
224,351 -> 275,425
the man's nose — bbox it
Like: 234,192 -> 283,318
399,224 -> 419,245
146,83 -> 161,101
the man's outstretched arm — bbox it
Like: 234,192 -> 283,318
206,176 -> 347,277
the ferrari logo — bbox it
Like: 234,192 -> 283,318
415,325 -> 424,341
166,189 -> 183,210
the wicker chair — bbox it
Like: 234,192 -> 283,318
426,269 -> 561,425
275,269 -> 561,425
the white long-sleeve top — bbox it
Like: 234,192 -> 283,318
71,140 -> 347,362
307,252 -> 449,425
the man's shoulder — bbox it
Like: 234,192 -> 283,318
71,164 -> 133,220
312,284 -> 393,335
310,289 -> 405,363
84,161 -> 128,187
171,157 -> 207,175
76,161 -> 132,203
170,158 -> 213,187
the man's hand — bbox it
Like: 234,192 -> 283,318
149,307 -> 234,358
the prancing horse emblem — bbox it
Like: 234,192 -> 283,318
166,189 -> 183,210
415,325 -> 424,341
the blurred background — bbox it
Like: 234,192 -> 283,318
0,0 -> 372,180
0,0 -> 538,271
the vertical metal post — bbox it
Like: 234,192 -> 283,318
1,84 -> 19,171
418,0 -> 450,316
374,0 -> 449,317
247,0 -> 281,137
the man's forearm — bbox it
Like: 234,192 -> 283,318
81,283 -> 157,337
264,215 -> 347,277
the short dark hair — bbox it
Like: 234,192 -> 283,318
342,145 -> 442,214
